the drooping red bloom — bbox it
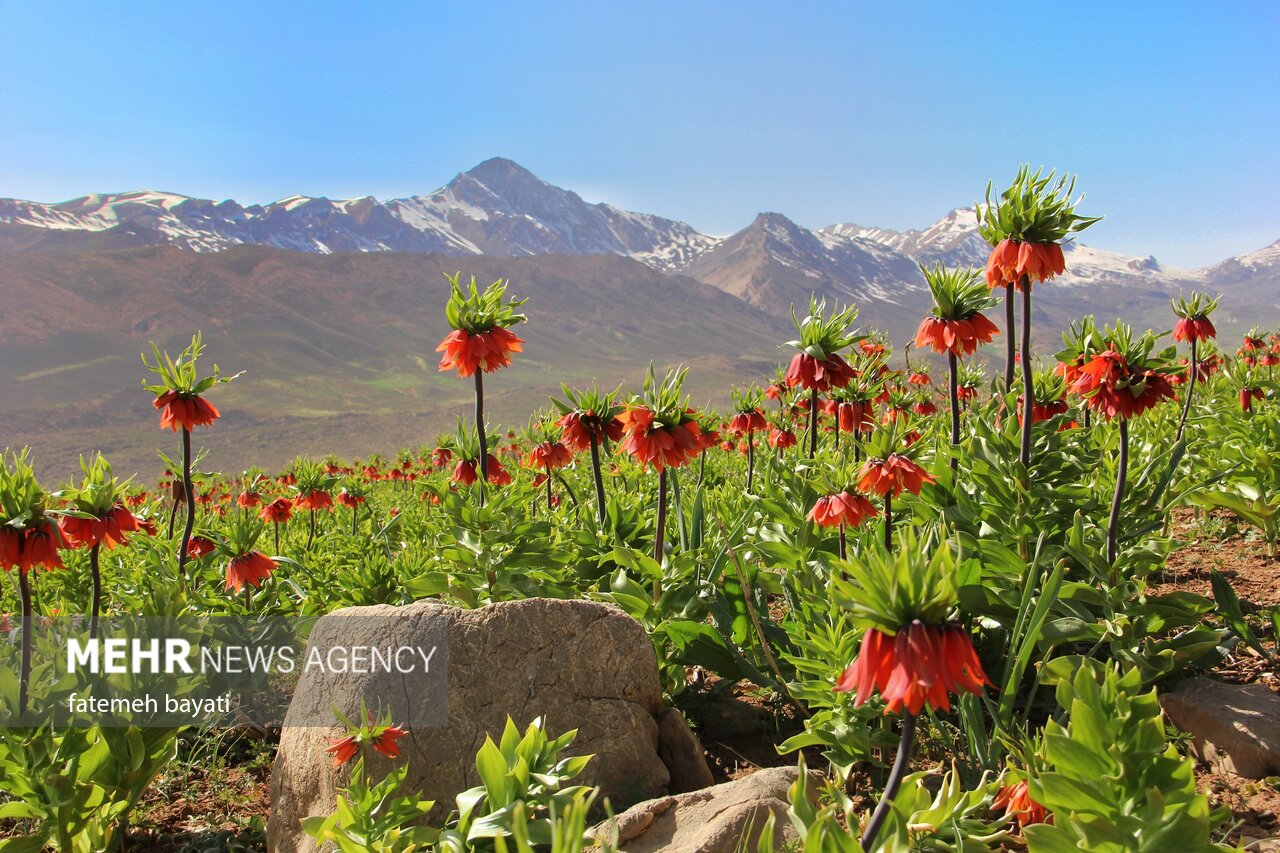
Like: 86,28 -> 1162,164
728,409 -> 768,435
985,239 -> 1065,289
0,528 -> 22,570
431,447 -> 453,468
12,521 -> 65,573
296,490 -> 333,511
1070,351 -> 1176,420
236,490 -> 262,508
1241,387 -> 1264,412
908,372 -> 932,387
1017,398 -> 1070,426
617,407 -> 702,471
435,327 -> 525,377
154,390 -> 221,432
58,505 -> 141,550
768,427 -> 797,449
226,551 -> 276,592
912,399 -> 937,417
260,497 -> 294,523
1055,355 -> 1086,386
453,455 -> 511,486
834,622 -> 990,715
915,313 -> 1000,357
785,352 -> 855,392
558,410 -> 624,451
325,734 -> 359,767
956,385 -> 978,401
371,726 -> 407,759
808,492 -> 879,529
1172,316 -> 1217,344
764,383 -> 785,401
186,536 -> 217,559
857,454 -> 936,498
992,780 -> 1050,829
526,441 -> 573,471
833,401 -> 874,434
337,490 -> 365,509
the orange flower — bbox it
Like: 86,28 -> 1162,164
187,536 -> 217,559
372,726 -> 407,759
236,491 -> 262,508
325,734 -> 359,767
785,352 -> 855,392
296,490 -> 333,511
617,407 -> 702,471
914,314 -> 1000,357
154,390 -> 220,432
526,441 -> 573,471
992,780 -> 1049,828
0,528 -> 24,571
728,410 -> 768,435
260,497 -> 293,523
431,447 -> 453,468
1070,351 -> 1175,420
807,491 -> 879,529
1241,388 -> 1264,412
768,427 -> 796,449
985,239 -> 1065,290
453,455 -> 511,486
856,454 -> 935,498
14,522 -> 65,573
1172,316 -> 1217,343
58,505 -> 140,550
226,551 -> 275,592
834,622 -> 989,715
337,490 -> 365,509
557,411 -> 624,450
435,327 -> 524,377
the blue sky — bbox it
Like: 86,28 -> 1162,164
2,1 -> 1276,267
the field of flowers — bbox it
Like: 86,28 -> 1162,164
2,168 -> 1279,851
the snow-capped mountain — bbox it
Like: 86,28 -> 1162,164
0,158 -> 719,269
682,212 -> 924,310
0,157 -> 1273,316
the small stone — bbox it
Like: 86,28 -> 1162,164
591,765 -> 819,853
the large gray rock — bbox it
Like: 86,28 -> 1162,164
268,598 -> 669,853
1160,678 -> 1280,778
591,766 -> 816,853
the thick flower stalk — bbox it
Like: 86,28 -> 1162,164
977,166 -> 1100,468
1070,323 -> 1178,566
618,366 -> 701,584
784,297 -> 861,458
436,273 -> 527,502
142,332 -> 239,582
916,264 -> 999,468
56,454 -> 140,637
553,383 -> 623,526
1171,291 -> 1220,443
830,536 -> 989,849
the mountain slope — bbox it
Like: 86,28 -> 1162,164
0,247 -> 789,478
